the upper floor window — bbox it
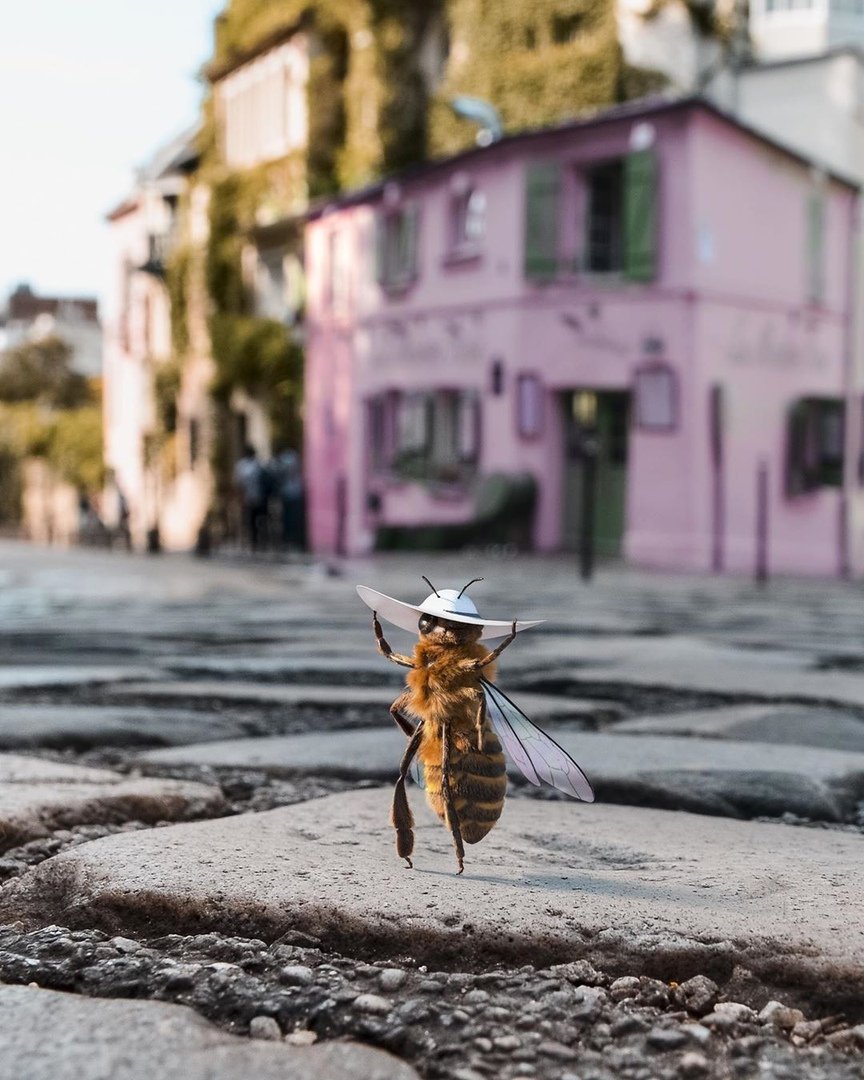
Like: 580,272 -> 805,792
586,162 -> 624,273
806,189 -> 825,305
451,188 -> 486,253
764,0 -> 815,10
218,37 -> 308,169
326,229 -> 351,315
375,204 -> 420,292
523,150 -> 658,283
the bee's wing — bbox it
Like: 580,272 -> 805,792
409,758 -> 425,789
481,679 -> 595,802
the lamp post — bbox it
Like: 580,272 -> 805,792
449,96 -> 503,146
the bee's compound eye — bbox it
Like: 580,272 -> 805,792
418,613 -> 436,634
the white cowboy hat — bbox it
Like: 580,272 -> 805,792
356,578 -> 543,641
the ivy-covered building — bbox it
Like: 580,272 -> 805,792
103,0 -> 712,550
304,97 -> 862,576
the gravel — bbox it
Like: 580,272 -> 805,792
0,924 -> 859,1080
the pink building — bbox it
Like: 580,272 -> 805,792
304,98 -> 863,576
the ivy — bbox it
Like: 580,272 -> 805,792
165,245 -> 192,357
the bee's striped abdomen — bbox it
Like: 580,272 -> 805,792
422,724 -> 507,845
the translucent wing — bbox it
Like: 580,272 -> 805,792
409,758 -> 425,789
482,679 -> 595,802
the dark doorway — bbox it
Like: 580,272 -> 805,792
561,390 -> 630,558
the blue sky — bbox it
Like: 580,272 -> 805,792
0,0 -> 225,311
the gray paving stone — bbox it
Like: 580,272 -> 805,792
113,680 -> 612,720
2,790 -> 861,1005
0,704 -> 244,750
0,666 -> 161,690
0,753 -> 225,852
615,704 -> 864,752
139,728 -> 864,820
0,982 -> 418,1080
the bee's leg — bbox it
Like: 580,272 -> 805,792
474,689 -> 487,753
441,720 -> 465,874
389,691 -> 416,738
391,722 -> 423,868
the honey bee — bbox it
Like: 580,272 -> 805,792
357,577 -> 594,873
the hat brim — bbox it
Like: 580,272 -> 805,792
356,586 -> 543,641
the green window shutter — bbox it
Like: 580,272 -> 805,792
400,203 -> 420,283
374,210 -> 387,286
524,163 -> 562,280
624,149 -> 658,282
807,192 -> 825,304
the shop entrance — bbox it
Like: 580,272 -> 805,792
561,390 -> 630,559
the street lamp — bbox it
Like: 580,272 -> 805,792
449,96 -> 503,146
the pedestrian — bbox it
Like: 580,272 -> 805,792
270,445 -> 306,551
233,445 -> 270,552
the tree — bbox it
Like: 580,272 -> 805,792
0,336 -> 90,408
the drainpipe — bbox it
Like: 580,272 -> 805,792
841,186 -> 863,579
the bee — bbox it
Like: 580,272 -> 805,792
357,577 -> 594,873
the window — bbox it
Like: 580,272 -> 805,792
635,364 -> 677,431
189,417 -> 200,467
326,229 -> 350,314
586,162 -> 624,272
375,204 -> 420,291
806,190 -> 825,305
786,398 -> 844,496
369,390 -> 480,483
517,374 -> 544,438
450,188 -> 486,253
525,151 -> 658,283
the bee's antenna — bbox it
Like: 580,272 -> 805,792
457,577 -> 484,598
421,575 -> 441,597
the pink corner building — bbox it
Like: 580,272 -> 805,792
304,98 -> 862,576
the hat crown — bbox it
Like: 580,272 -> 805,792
421,588 -> 480,618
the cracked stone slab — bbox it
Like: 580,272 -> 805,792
614,704 -> 864,753
0,753 -> 225,852
139,728 -> 864,820
0,982 -> 418,1080
0,705 -> 245,750
111,680 -> 615,721
0,665 -> 162,690
2,790 -> 861,1012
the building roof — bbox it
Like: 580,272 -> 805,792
4,284 -> 98,324
205,21 -> 301,83
105,125 -> 200,222
737,44 -> 864,75
307,94 -> 859,221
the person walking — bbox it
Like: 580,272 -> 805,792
270,445 -> 305,551
233,445 -> 270,552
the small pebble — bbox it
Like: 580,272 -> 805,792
647,1027 -> 688,1051
537,1039 -> 577,1061
464,989 -> 491,1005
714,1002 -> 755,1022
284,1029 -> 317,1046
493,1034 -> 521,1051
678,1051 -> 710,1076
279,964 -> 314,987
473,1037 -> 493,1052
353,993 -> 391,1015
609,976 -> 641,1001
249,1015 -> 281,1041
379,967 -> 407,992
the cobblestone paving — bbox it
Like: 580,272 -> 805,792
1,541 -> 863,1079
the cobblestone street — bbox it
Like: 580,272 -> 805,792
1,540 -> 863,1079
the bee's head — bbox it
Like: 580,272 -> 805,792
418,613 -> 483,645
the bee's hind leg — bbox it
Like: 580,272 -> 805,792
474,689 -> 487,753
391,722 -> 423,868
441,721 -> 465,874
